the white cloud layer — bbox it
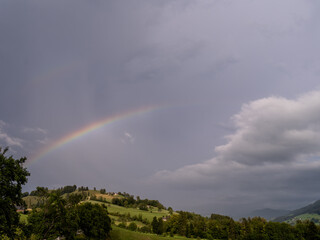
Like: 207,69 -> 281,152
155,91 -> 320,213
0,121 -> 23,148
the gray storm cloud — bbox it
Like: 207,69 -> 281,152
2,0 -> 320,216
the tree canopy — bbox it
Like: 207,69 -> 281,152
0,147 -> 29,239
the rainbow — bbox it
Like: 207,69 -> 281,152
28,105 -> 162,165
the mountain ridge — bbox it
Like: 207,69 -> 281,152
248,208 -> 290,220
274,200 -> 320,223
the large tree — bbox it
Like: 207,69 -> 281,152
77,202 -> 111,239
0,147 -> 30,239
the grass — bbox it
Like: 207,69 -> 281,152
110,226 -> 199,240
88,200 -> 170,222
286,213 -> 320,225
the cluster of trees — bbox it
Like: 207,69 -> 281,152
77,186 -> 89,191
0,147 -> 112,240
56,185 -> 77,194
145,211 -> 320,240
29,187 -> 48,196
111,195 -> 165,210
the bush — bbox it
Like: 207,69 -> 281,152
77,202 -> 112,239
140,226 -> 152,233
118,222 -> 126,228
128,222 -> 138,231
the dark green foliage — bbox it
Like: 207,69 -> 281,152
138,203 -> 148,211
168,207 -> 173,215
28,191 -> 71,239
77,202 -> 112,239
127,222 -> 137,231
151,217 -> 164,235
0,147 -> 30,239
111,194 -> 165,210
139,225 -> 152,233
56,185 -> 77,195
117,222 -> 126,228
28,192 -> 111,239
78,186 -> 89,191
29,186 -> 48,197
67,193 -> 85,206
22,192 -> 29,197
160,210 -> 320,240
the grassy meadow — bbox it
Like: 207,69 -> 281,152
88,200 -> 170,221
110,226 -> 201,240
285,213 -> 320,225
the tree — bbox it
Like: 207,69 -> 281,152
28,191 -> 70,239
152,217 -> 159,234
77,202 -> 111,239
128,222 -> 137,231
33,186 -> 49,206
168,207 -> 173,215
66,193 -> 85,206
0,147 -> 30,239
152,217 -> 164,235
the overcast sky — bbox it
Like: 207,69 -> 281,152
2,0 -> 320,217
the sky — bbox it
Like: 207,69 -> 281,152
2,0 -> 320,217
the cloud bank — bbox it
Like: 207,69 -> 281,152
155,91 -> 320,213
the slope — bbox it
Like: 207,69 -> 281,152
274,200 -> 320,223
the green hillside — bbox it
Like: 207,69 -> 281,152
92,201 -> 170,221
88,199 -> 170,229
20,186 -> 320,240
281,213 -> 320,225
274,200 -> 320,223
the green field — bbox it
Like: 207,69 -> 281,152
110,226 -> 200,240
88,200 -> 170,222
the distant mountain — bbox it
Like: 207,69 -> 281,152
274,200 -> 320,223
249,208 -> 290,220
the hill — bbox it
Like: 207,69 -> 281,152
21,186 -> 320,239
249,208 -> 290,220
274,200 -> 320,224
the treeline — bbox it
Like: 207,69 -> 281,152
111,195 -> 165,210
25,185 -> 104,196
145,211 -> 320,240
